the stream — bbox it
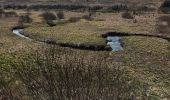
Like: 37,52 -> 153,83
12,29 -> 123,51
107,36 -> 123,51
12,29 -> 32,41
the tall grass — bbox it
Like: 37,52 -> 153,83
0,45 -> 148,100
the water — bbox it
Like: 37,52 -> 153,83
12,29 -> 32,41
12,29 -> 123,51
107,36 -> 123,51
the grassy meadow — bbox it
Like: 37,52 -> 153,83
0,6 -> 170,100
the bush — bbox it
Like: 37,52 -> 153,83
57,11 -> 64,20
16,15 -> 32,28
159,16 -> 170,25
41,12 -> 56,21
19,15 -> 32,23
122,12 -> 134,19
82,15 -> 92,21
156,16 -> 170,33
161,0 -> 170,8
160,0 -> 170,13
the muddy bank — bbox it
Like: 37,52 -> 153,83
42,39 -> 112,51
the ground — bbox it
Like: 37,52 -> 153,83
0,10 -> 170,99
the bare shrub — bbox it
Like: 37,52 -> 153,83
19,15 -> 32,23
41,12 -> 56,22
122,12 -> 134,19
41,12 -> 56,26
159,16 -> 170,25
82,15 -> 92,21
156,16 -> 170,33
57,11 -> 64,20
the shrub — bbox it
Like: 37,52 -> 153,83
82,15 -> 92,21
41,12 -> 56,21
122,12 -> 134,19
57,11 -> 64,20
160,0 -> 170,13
19,15 -> 32,23
159,16 -> 170,25
156,16 -> 170,33
161,0 -> 170,8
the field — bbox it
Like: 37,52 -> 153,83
0,1 -> 170,99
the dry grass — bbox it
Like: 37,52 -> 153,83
0,17 -> 39,53
0,10 -> 170,99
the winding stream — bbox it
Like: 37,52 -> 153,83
107,36 -> 123,51
12,29 -> 32,41
12,29 -> 123,51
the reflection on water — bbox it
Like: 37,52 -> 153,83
107,36 -> 123,51
12,29 -> 32,40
